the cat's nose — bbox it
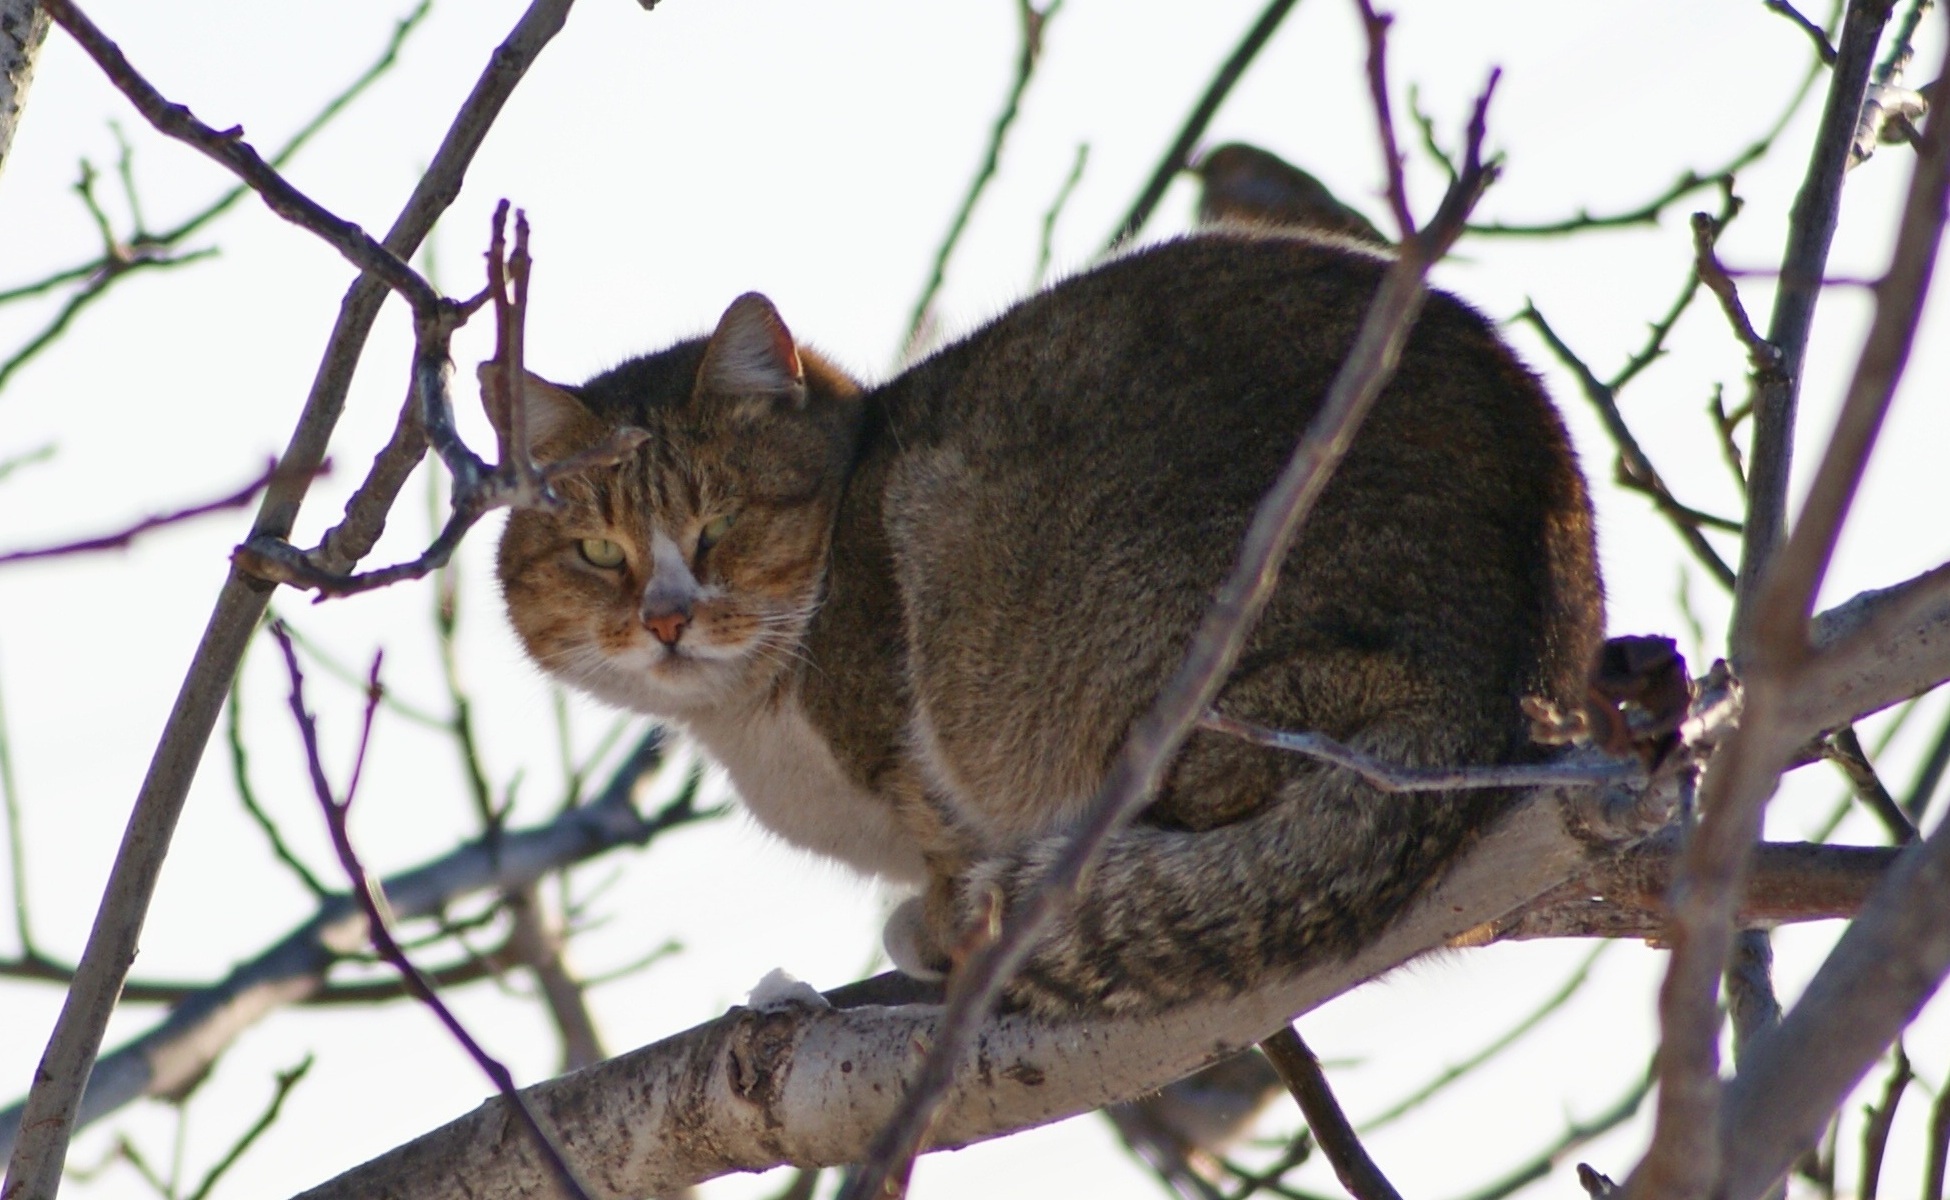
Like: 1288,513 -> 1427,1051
644,608 -> 689,646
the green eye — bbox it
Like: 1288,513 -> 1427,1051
578,538 -> 625,568
698,513 -> 736,552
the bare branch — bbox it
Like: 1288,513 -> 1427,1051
41,0 -> 441,315
1355,0 -> 1414,238
1105,0 -> 1305,250
1451,1073 -> 1650,1200
267,626 -> 595,1200
1517,303 -> 1738,588
293,781 -> 1603,1200
1691,210 -> 1787,382
0,4 -> 579,1190
901,0 -> 1064,361
1200,712 -> 1640,790
0,460 -> 284,565
238,209 -> 649,599
1468,57 -> 1824,237
1858,1045 -> 1912,1200
1717,809 -> 1950,1200
1359,944 -> 1610,1134
1260,1028 -> 1403,1200
1821,726 -> 1919,843
1926,1080 -> 1950,1200
0,729 -> 699,1160
1637,18 -> 1950,1195
1032,141 -> 1089,287
837,68 -> 1504,1200
1766,0 -> 1840,63
1732,0 -> 1897,664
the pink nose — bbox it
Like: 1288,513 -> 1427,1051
644,610 -> 689,646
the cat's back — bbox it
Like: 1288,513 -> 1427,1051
865,230 -> 1602,843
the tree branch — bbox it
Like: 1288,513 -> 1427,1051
1260,1028 -> 1403,1200
0,729 -> 706,1163
0,5 -> 579,1192
1629,10 -> 1944,1198
40,0 -> 440,315
0,0 -> 49,182
837,61 -> 1504,1200
1104,0 -> 1305,251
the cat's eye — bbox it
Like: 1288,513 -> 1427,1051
698,513 -> 737,553
578,538 -> 626,568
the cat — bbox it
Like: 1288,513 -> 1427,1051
493,227 -> 1605,1016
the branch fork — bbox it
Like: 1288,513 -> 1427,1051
233,203 -> 647,600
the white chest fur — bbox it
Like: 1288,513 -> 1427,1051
684,699 -> 925,885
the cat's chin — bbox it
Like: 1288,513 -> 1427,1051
555,639 -> 761,718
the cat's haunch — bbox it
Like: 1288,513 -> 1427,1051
497,229 -> 1604,1016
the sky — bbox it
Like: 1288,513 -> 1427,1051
1,1 -> 1947,1198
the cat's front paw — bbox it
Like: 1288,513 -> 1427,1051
882,895 -> 948,981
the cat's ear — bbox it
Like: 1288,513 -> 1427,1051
477,361 -> 589,450
696,292 -> 809,408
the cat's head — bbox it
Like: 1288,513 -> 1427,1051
495,293 -> 864,716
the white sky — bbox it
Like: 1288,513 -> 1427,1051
0,1 -> 1947,1198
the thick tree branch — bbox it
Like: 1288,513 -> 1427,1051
281,538 -> 1950,1199
293,783 -> 1600,1200
0,0 -> 47,181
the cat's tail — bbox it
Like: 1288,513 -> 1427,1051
920,761 -> 1506,1017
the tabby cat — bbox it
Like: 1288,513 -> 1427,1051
494,228 -> 1604,1016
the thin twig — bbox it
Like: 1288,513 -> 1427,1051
0,3 -> 432,395
1822,726 -> 1920,843
1448,1069 -> 1652,1200
1691,211 -> 1787,381
1518,303 -> 1739,588
1406,83 -> 1459,185
1261,1028 -> 1403,1200
1469,54 -> 1824,237
900,0 -> 1062,361
1201,712 -> 1638,790
1925,1077 -> 1950,1200
836,57 -> 1503,1200
269,610 -> 448,729
180,1056 -> 312,1200
1903,702 -> 1950,823
43,0 -> 441,315
1711,386 -> 1753,491
226,670 -> 332,900
0,3 -> 578,1192
0,248 -> 218,394
0,943 -> 512,1004
239,207 -> 648,598
1858,1045 -> 1913,1200
1354,0 -> 1413,238
1360,943 -> 1610,1134
1104,0 -> 1306,250
0,460 -> 284,564
268,624 -> 595,1200
1032,142 -> 1089,287
1766,0 -> 1840,62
